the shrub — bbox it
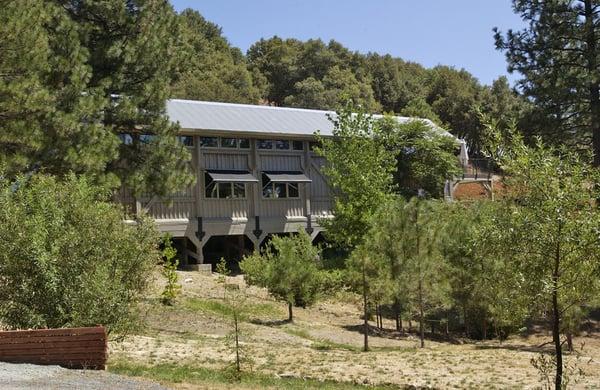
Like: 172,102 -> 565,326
0,174 -> 160,335
240,229 -> 322,322
160,234 -> 181,305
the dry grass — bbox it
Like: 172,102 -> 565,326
109,271 -> 600,389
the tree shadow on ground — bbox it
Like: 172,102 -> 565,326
473,342 -> 554,354
342,323 -> 464,345
249,318 -> 291,326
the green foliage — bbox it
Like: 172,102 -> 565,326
172,9 -> 261,104
0,174 -> 160,334
240,229 -> 322,322
381,118 -> 462,198
109,359 -> 397,389
315,103 -> 397,250
284,66 -> 379,111
247,36 -> 525,155
399,98 -> 441,124
182,297 -> 282,321
316,104 -> 460,251
495,1 -> 600,159
365,197 -> 450,347
479,124 -> 600,388
160,234 -> 181,306
0,0 -> 194,197
441,201 -> 517,338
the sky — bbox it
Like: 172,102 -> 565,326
170,1 -> 525,86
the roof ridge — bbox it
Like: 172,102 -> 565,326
168,99 -> 336,115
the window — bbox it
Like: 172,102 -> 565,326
118,133 -> 133,145
177,135 -> 194,147
218,182 -> 232,198
233,183 -> 246,198
140,134 -> 156,144
288,183 -> 299,197
239,138 -> 250,149
262,173 -> 300,199
275,140 -> 290,150
292,141 -> 304,151
221,138 -> 237,148
205,173 -> 246,199
200,137 -> 218,147
257,139 -> 273,149
309,141 -> 321,151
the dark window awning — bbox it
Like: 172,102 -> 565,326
265,172 -> 312,183
207,170 -> 258,183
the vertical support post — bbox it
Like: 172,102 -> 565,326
253,216 -> 262,239
303,140 -> 313,234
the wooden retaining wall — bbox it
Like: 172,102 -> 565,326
0,326 -> 107,369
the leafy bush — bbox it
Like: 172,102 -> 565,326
0,174 -> 160,334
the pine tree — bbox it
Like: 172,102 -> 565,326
366,197 -> 449,348
482,126 -> 600,389
240,229 -> 322,322
1,0 -> 194,196
495,0 -> 600,164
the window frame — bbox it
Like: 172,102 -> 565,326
292,140 -> 304,151
261,173 -> 301,199
220,137 -> 238,148
204,172 -> 247,199
200,137 -> 219,148
177,135 -> 194,147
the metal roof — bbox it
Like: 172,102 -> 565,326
166,99 -> 451,138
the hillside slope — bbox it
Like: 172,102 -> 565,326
109,271 -> 600,389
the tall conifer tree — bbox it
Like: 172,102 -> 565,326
495,0 -> 600,164
0,0 -> 193,196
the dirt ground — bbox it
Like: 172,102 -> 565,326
109,271 -> 600,389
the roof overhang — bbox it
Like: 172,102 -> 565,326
264,172 -> 312,183
207,170 -> 258,183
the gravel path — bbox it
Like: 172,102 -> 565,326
0,362 -> 168,390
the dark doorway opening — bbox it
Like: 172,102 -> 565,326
171,237 -> 198,268
202,235 -> 254,273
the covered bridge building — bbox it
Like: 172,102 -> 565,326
119,99 -> 468,270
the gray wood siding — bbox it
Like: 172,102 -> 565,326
310,156 -> 333,216
203,152 -> 250,170
118,137 -> 334,223
260,154 -> 302,171
259,198 -> 305,218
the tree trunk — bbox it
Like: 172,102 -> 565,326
416,204 -> 425,348
445,315 -> 449,338
482,318 -> 487,340
584,0 -> 600,167
362,265 -> 369,352
394,300 -> 401,332
464,305 -> 469,338
566,332 -> 573,353
234,311 -> 241,372
552,284 -> 562,390
552,224 -> 563,390
288,302 -> 293,323
419,278 -> 424,348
